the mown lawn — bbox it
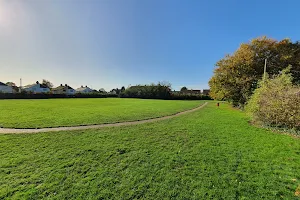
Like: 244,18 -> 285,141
0,103 -> 299,199
0,98 -> 203,128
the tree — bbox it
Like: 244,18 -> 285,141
110,88 -> 121,95
6,82 -> 16,87
209,36 -> 300,106
121,86 -> 125,93
122,82 -> 172,99
99,88 -> 106,93
42,79 -> 53,88
180,86 -> 188,92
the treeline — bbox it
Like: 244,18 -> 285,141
209,36 -> 300,131
120,83 -> 212,100
120,84 -> 171,99
1,83 -> 212,100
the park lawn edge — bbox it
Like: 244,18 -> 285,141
0,98 -> 206,130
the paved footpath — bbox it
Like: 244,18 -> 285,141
0,102 -> 208,134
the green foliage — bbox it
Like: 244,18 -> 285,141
180,86 -> 188,92
5,82 -> 16,87
42,79 -> 53,88
121,83 -> 172,99
246,67 -> 300,130
121,86 -> 125,93
98,88 -> 106,93
1,103 -> 299,199
0,98 -> 203,128
209,36 -> 300,106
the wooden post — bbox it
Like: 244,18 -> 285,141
263,59 -> 267,83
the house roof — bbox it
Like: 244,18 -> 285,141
23,84 -> 36,88
76,86 -> 91,91
0,82 -> 7,86
23,83 -> 49,89
52,85 -> 74,91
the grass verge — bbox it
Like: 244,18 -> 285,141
0,98 -> 203,128
0,102 -> 299,199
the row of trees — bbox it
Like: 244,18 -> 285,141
2,80 -> 212,100
209,36 -> 300,107
121,83 -> 172,99
120,83 -> 212,100
209,36 -> 300,131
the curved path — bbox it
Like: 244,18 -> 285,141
0,102 -> 208,134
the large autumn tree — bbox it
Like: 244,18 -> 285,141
209,36 -> 300,106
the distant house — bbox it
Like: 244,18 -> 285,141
52,84 -> 75,95
172,90 -> 181,94
5,82 -> 19,93
0,82 -> 14,93
181,89 -> 201,95
202,89 -> 210,95
23,81 -> 50,93
76,85 -> 93,94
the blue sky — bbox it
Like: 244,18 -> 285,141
1,0 -> 300,91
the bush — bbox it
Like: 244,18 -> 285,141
246,67 -> 300,130
120,84 -> 213,100
121,84 -> 172,99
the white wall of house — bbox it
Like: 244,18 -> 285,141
24,84 -> 50,93
0,85 -> 13,93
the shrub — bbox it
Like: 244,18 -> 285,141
121,83 -> 172,99
120,84 -> 213,100
246,67 -> 300,130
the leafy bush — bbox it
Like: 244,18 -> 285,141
121,83 -> 172,99
121,83 -> 213,100
246,67 -> 300,130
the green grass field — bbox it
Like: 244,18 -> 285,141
1,102 -> 299,199
0,98 -> 203,128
